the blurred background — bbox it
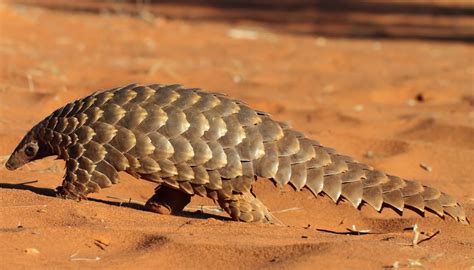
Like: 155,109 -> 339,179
5,0 -> 474,41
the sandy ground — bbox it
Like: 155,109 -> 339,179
0,2 -> 473,269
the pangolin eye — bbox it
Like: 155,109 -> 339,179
25,146 -> 36,156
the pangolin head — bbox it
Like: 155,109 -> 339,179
5,127 -> 52,170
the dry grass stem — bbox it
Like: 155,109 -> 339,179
105,196 -> 146,206
185,205 -> 224,213
419,163 -> 433,172
412,224 -> 421,247
70,252 -> 101,262
271,207 -> 302,214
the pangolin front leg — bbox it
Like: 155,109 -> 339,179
5,83 -> 468,224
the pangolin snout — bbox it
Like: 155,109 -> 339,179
5,156 -> 20,170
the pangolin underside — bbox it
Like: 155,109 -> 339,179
5,84 -> 468,224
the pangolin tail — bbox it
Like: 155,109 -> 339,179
296,147 -> 469,224
254,126 -> 468,223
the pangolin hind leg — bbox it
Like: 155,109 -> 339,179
145,185 -> 191,215
217,191 -> 282,224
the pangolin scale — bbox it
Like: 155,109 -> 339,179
5,83 -> 468,224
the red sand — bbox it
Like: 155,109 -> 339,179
0,2 -> 473,269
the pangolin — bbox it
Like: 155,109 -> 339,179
5,83 -> 468,224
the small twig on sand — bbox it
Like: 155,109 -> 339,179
411,224 -> 421,247
400,224 -> 440,247
271,207 -> 301,214
105,196 -> 145,206
184,205 -> 224,213
94,239 -> 109,251
15,180 -> 40,186
317,225 -> 383,235
417,230 -> 441,245
70,252 -> 101,262
419,163 -> 433,172
347,224 -> 372,234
